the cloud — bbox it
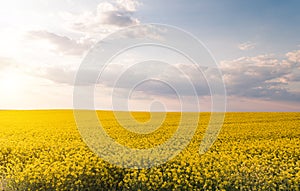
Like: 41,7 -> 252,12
220,51 -> 300,101
286,49 -> 300,63
35,46 -> 300,103
100,6 -> 140,27
59,1 -> 164,47
63,0 -> 140,35
88,61 -> 211,98
284,50 -> 300,81
37,67 -> 75,85
26,30 -> 93,56
33,59 -> 211,101
115,24 -> 166,40
95,0 -> 140,27
238,41 -> 256,50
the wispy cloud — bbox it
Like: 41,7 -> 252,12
26,30 -> 93,56
238,41 -> 256,51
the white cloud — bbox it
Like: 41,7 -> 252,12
26,30 -> 93,56
2,47 -> 299,110
286,49 -> 300,63
284,50 -> 300,82
33,46 -> 300,104
116,24 -> 166,40
62,0 -> 140,37
116,0 -> 140,12
238,41 -> 256,50
220,50 -> 300,101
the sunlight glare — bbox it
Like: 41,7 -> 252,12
0,71 -> 23,95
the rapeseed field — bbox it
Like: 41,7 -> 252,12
0,111 -> 299,190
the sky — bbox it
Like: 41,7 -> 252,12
0,0 -> 299,111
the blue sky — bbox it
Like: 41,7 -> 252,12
0,0 -> 299,111
138,0 -> 300,59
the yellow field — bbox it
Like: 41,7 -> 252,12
0,111 -> 299,190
